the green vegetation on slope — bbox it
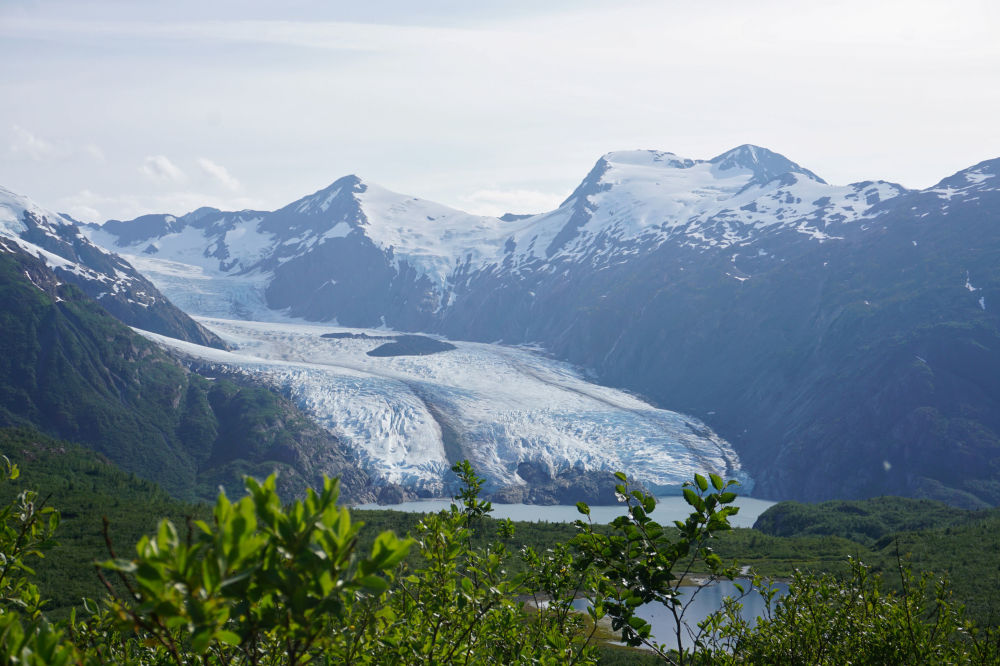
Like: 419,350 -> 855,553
753,497 -> 1000,625
0,427 -> 207,616
0,248 -> 373,503
2,459 -> 995,664
752,496 -> 984,545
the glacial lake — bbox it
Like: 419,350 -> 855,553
573,579 -> 790,651
355,495 -> 776,528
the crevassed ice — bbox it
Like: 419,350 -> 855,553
135,317 -> 750,496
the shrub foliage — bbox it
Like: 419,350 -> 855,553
0,458 -> 997,665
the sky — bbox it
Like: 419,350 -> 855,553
2,0 -> 999,222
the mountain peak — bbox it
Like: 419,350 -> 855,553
710,144 -> 826,185
329,174 -> 365,189
279,175 -> 369,218
313,174 -> 367,196
923,157 -> 1000,198
1,185 -> 73,237
183,206 -> 223,222
601,150 -> 697,170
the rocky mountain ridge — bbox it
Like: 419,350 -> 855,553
0,186 -> 225,348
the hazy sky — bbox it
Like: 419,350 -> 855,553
2,0 -> 999,221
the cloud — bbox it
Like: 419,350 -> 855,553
3,2 -> 999,211
8,125 -> 57,162
197,157 -> 241,191
58,188 -> 266,223
459,188 -> 565,217
139,155 -> 186,184
57,190 -> 126,223
82,143 -> 106,164
6,127 -> 107,166
0,17 -> 478,54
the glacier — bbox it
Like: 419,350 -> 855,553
137,317 -> 750,498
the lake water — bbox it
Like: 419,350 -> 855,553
574,579 -> 790,651
357,496 -> 785,652
355,495 -> 776,528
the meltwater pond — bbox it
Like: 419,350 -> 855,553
354,495 -> 776,528
573,579 -> 790,652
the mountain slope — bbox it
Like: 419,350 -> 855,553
0,240 -> 374,502
0,186 -> 225,348
0,426 -> 205,615
444,158 -> 999,507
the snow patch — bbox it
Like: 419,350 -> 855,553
965,170 -> 995,185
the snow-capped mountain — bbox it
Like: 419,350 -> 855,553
85,145 -> 908,328
85,175 -> 514,324
83,147 -> 1000,507
0,186 -> 225,348
496,145 -> 902,264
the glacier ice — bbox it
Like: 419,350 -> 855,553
136,318 -> 751,498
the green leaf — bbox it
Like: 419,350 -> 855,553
100,558 -> 137,573
695,474 -> 708,492
614,471 -> 627,483
627,615 -> 650,631
215,630 -> 241,646
576,501 -> 591,516
358,575 -> 389,594
191,628 -> 213,653
710,473 -> 724,491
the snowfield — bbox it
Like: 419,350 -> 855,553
137,317 -> 750,497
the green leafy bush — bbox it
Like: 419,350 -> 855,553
706,558 -> 1000,665
0,459 -> 997,665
